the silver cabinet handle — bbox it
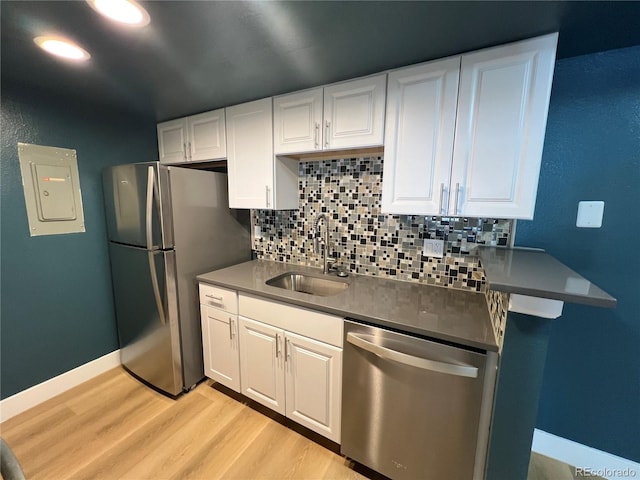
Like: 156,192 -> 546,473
188,141 -> 192,161
439,183 -> 445,215
265,185 -> 271,208
228,317 -> 233,340
346,332 -> 478,378
275,333 -> 281,358
285,337 -> 291,360
454,183 -> 460,216
313,122 -> 320,148
324,120 -> 330,148
183,143 -> 187,161
205,294 -> 223,305
230,318 -> 235,339
313,122 -> 320,149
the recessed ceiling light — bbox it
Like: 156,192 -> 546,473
87,0 -> 150,26
34,36 -> 91,61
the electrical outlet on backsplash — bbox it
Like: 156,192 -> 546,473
251,156 -> 514,293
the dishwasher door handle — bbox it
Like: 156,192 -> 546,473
346,332 -> 478,378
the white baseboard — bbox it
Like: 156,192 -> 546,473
0,350 -> 121,423
532,428 -> 640,479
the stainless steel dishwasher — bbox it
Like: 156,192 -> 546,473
341,319 -> 498,480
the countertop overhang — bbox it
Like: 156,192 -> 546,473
197,260 -> 499,352
477,247 -> 617,309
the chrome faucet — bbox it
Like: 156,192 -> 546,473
313,213 -> 334,274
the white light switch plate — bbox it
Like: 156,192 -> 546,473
576,201 -> 605,228
423,238 -> 444,258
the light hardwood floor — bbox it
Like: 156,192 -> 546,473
0,367 -> 585,480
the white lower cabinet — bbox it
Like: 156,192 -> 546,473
199,287 -> 343,443
238,317 -> 342,442
238,294 -> 343,443
238,316 -> 286,414
200,304 -> 240,392
284,330 -> 342,442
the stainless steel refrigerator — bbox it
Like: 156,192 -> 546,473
103,162 -> 251,396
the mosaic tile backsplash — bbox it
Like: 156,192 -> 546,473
252,156 -> 513,293
486,290 -> 509,351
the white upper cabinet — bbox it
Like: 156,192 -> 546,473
226,98 -> 298,210
187,109 -> 227,162
273,88 -> 324,155
381,57 -> 461,215
273,74 -> 387,155
450,33 -> 558,219
157,108 -> 226,164
381,33 -> 558,219
157,119 -> 187,164
323,74 -> 387,151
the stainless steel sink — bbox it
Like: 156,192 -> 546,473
266,272 -> 349,296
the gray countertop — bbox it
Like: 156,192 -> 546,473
197,260 -> 498,352
478,247 -> 617,308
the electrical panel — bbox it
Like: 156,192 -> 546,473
18,143 -> 86,236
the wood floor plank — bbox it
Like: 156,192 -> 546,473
116,392 -> 245,480
69,391 -> 223,480
168,403 -> 272,480
64,368 -> 173,416
1,366 -> 574,480
220,420 -> 305,479
27,390 -> 168,479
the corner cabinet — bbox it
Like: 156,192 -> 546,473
226,98 -> 298,209
382,33 -> 558,219
238,294 -> 343,443
157,109 -> 227,164
273,75 -> 387,155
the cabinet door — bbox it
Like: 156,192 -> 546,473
274,88 -> 323,154
157,119 -> 187,164
200,305 -> 240,392
450,33 -> 558,219
381,58 -> 461,215
323,74 -> 387,150
285,331 -> 342,443
238,317 -> 285,415
226,98 -> 274,209
187,109 -> 227,162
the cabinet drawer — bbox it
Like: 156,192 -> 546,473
239,293 -> 343,347
199,283 -> 238,314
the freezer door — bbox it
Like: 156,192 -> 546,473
109,242 -> 182,395
103,162 -> 174,249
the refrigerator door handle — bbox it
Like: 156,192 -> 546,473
146,166 -> 154,250
146,166 -> 167,326
148,251 -> 167,325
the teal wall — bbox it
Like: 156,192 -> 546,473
516,45 -> 640,462
0,81 -> 158,399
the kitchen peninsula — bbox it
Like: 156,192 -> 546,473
198,245 -> 616,480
